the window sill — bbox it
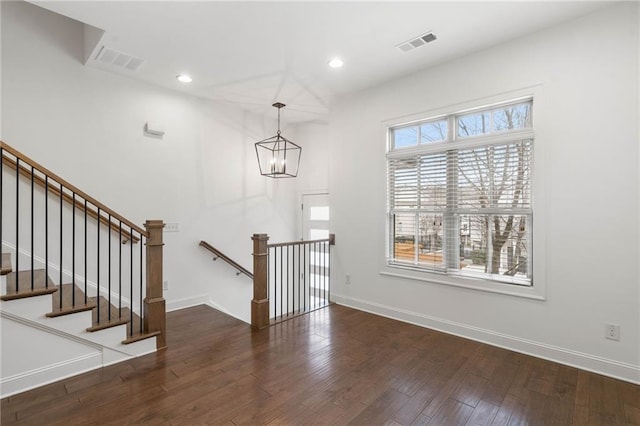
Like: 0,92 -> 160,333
380,264 -> 546,301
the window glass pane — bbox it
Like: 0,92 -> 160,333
390,158 -> 418,209
393,126 -> 418,148
491,141 -> 532,209
419,153 -> 447,210
417,213 -> 444,268
458,147 -> 491,210
490,215 -> 530,279
459,214 -> 489,274
493,102 -> 531,132
309,206 -> 330,221
457,111 -> 490,138
420,120 -> 448,144
457,141 -> 532,210
393,213 -> 415,262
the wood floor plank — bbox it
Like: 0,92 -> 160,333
572,370 -> 591,425
479,357 -> 519,407
465,399 -> 500,425
419,349 -> 485,418
620,378 -> 640,424
347,388 -> 411,425
588,373 -> 626,425
506,388 -> 548,426
451,373 -> 490,408
490,394 -> 519,426
392,374 -> 446,425
428,397 -> 474,425
2,303 -> 639,425
545,364 -> 578,425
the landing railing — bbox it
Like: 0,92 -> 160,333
0,141 -> 166,347
251,233 -> 334,329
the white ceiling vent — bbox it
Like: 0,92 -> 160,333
94,46 -> 145,72
396,31 -> 437,53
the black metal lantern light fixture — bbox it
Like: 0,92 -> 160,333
255,102 -> 301,178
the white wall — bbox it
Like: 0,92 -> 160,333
1,1 -> 318,322
0,315 -> 102,396
329,3 -> 640,383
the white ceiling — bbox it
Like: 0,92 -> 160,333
30,1 -> 613,124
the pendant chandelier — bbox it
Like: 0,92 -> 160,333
255,102 -> 301,178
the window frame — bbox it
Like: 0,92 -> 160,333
382,88 -> 547,300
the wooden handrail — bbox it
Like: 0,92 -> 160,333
267,233 -> 335,248
199,240 -> 253,279
2,156 -> 140,243
1,141 -> 147,238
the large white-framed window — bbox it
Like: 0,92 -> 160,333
387,97 -> 534,287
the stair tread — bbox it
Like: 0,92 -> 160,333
1,253 -> 11,275
1,269 -> 57,300
86,296 -> 131,332
122,329 -> 161,345
123,314 -> 160,344
46,284 -> 97,317
87,297 -> 159,345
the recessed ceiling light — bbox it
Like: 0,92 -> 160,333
328,58 -> 344,69
176,74 -> 192,83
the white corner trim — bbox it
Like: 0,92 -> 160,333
332,293 -> 640,385
205,298 -> 233,317
166,295 -> 212,312
0,352 -> 102,398
166,295 -> 249,325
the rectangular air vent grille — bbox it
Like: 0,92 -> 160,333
95,46 -> 145,72
396,31 -> 437,53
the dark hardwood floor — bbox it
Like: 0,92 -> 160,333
2,304 -> 639,425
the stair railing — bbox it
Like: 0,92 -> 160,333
0,141 -> 166,348
251,233 -> 335,329
199,240 -> 253,279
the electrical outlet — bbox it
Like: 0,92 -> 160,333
605,323 -> 620,341
164,223 -> 180,232
163,280 -> 169,290
345,274 -> 351,285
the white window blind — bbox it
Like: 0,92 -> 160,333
387,99 -> 533,286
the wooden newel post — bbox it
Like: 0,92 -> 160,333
251,233 -> 269,330
145,220 -> 166,349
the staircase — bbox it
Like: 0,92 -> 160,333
0,141 -> 166,398
1,253 -> 158,342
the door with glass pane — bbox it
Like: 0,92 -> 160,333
301,193 -> 330,308
302,193 -> 330,240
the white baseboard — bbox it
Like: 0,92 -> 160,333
166,295 -> 212,312
0,352 -> 102,398
166,295 -> 249,324
332,293 -> 640,385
